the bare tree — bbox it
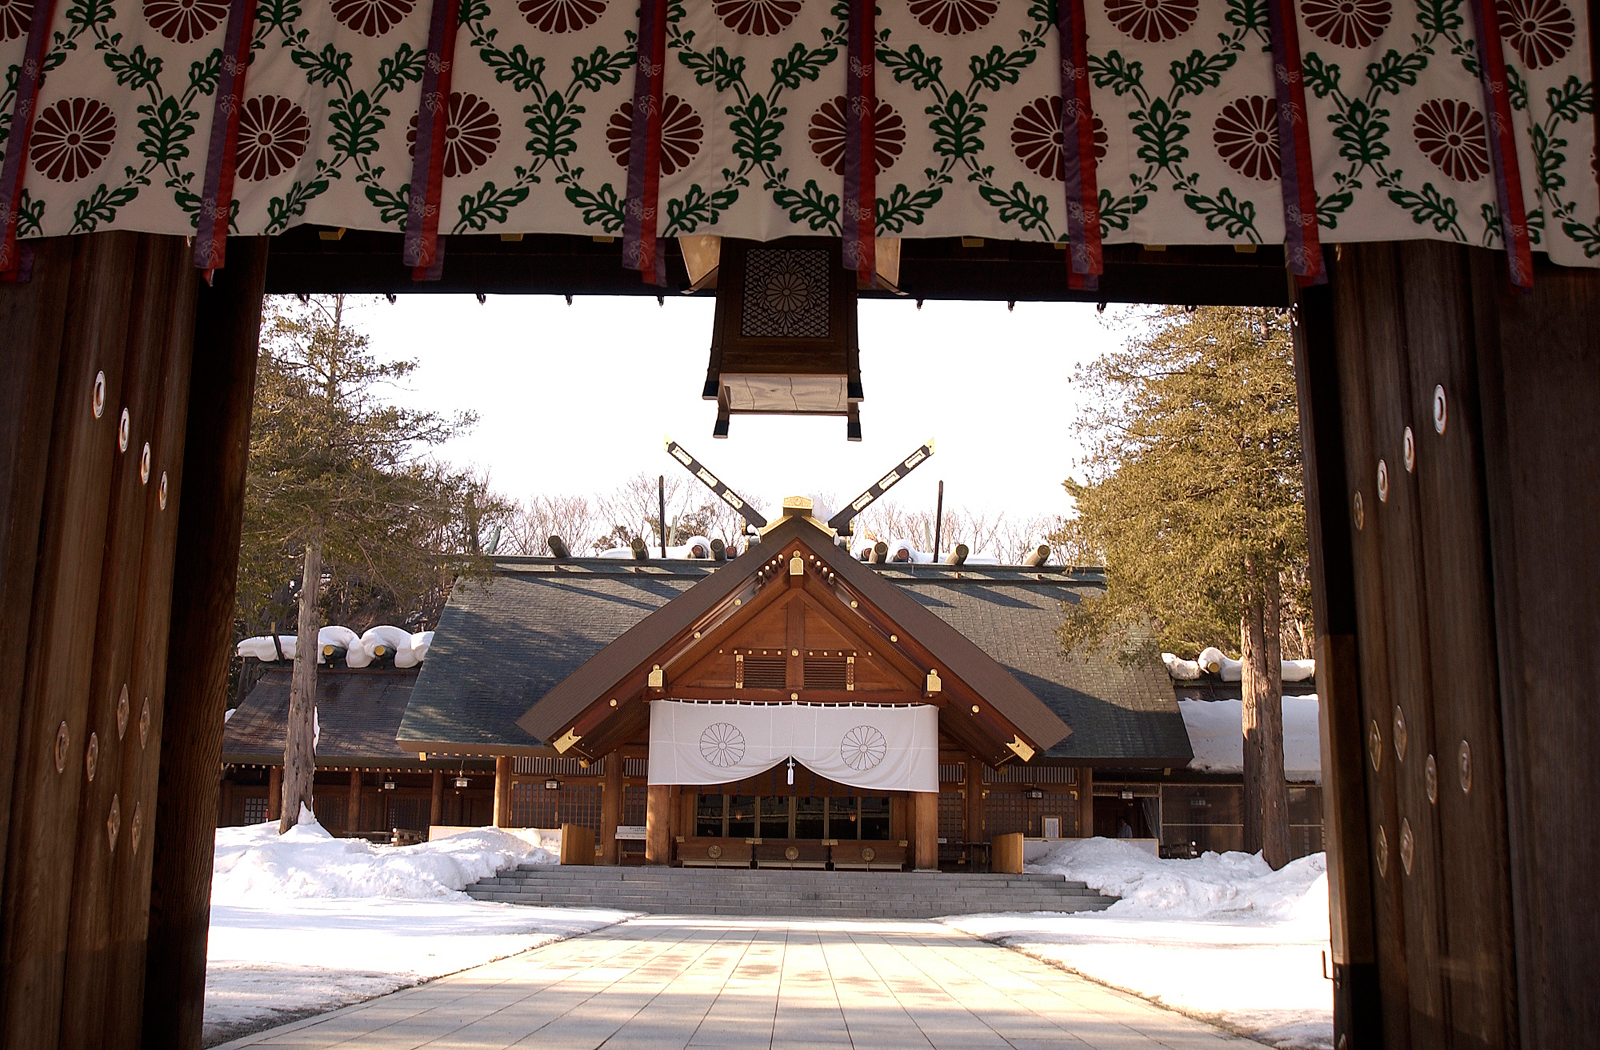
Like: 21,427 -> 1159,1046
502,494 -> 602,556
851,501 -> 1064,563
595,472 -> 750,552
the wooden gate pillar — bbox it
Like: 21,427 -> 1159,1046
492,756 -> 513,828
143,237 -> 268,1050
1302,244 -> 1600,1050
429,770 -> 443,830
1290,275 -> 1380,1050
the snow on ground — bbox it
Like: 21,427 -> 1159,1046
945,838 -> 1333,1050
205,815 -> 633,1047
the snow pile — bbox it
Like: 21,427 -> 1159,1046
212,813 -> 558,904
1163,653 -> 1202,679
1026,837 -> 1328,924
1165,650 -> 1315,682
1182,695 -> 1323,782
948,840 -> 1333,1048
237,625 -> 434,667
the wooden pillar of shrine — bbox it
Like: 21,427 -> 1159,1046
493,756 -> 513,828
348,770 -> 362,833
644,784 -> 673,865
430,770 -> 444,829
911,791 -> 939,871
600,753 -> 623,865
1076,767 -> 1092,838
267,766 -> 282,822
1297,243 -> 1600,1049
962,760 -> 984,847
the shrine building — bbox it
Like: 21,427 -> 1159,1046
385,499 -> 1195,870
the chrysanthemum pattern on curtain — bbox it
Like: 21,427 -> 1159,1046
0,0 -> 1593,266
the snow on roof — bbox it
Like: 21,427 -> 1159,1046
1180,695 -> 1322,783
237,626 -> 434,666
1163,652 -> 1314,682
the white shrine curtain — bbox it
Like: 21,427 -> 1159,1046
647,700 -> 938,793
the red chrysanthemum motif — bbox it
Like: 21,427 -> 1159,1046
31,98 -> 116,183
1010,96 -> 1108,182
1301,0 -> 1391,48
1498,0 -> 1574,68
1413,99 -> 1490,182
235,96 -> 311,182
142,0 -> 227,42
605,95 -> 704,176
713,0 -> 801,35
808,96 -> 907,176
1105,0 -> 1198,41
907,0 -> 998,35
1214,95 -> 1281,181
408,93 -> 502,179
517,0 -> 605,33
330,0 -> 414,36
1,0 -> 34,41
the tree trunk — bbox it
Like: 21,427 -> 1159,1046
1241,561 -> 1290,868
280,531 -> 321,832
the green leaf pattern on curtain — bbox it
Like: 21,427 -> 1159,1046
0,0 -> 1594,265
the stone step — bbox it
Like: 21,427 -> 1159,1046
463,866 -> 1117,918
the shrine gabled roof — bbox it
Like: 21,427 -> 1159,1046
400,521 -> 1190,764
514,516 -> 1073,759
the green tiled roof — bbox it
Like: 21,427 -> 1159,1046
399,557 -> 1191,765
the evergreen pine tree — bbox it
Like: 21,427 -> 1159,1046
241,295 -> 479,832
1055,306 -> 1308,868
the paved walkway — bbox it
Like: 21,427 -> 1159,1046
216,916 -> 1255,1050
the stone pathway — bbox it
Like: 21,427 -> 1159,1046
215,916 -> 1256,1050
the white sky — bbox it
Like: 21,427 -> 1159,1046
349,294 -> 1129,523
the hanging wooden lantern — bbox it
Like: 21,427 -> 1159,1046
701,238 -> 863,441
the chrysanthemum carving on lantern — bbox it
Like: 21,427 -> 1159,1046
1413,100 -> 1490,183
701,239 -> 864,440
